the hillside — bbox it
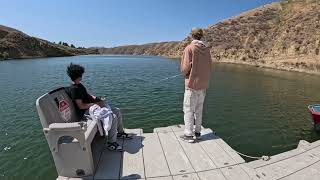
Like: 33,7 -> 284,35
0,25 -> 98,60
98,41 -> 181,57
99,0 -> 320,73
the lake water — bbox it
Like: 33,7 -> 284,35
0,55 -> 319,179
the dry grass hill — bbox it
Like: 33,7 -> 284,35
99,0 -> 320,73
0,25 -> 97,60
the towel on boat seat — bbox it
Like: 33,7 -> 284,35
89,104 -> 113,136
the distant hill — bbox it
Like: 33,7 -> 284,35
98,41 -> 181,57
0,25 -> 98,60
98,0 -> 320,73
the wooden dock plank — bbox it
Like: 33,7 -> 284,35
306,144 -> 320,158
154,127 -> 173,133
201,129 -> 245,165
297,140 -> 320,151
91,135 -> 107,170
169,124 -> 185,132
173,173 -> 200,180
174,131 -> 217,172
247,148 -> 305,169
198,129 -> 237,168
248,140 -> 320,169
239,164 -> 268,180
254,150 -> 320,179
120,129 -> 144,179
157,132 -> 195,175
221,165 -> 252,180
281,160 -> 320,180
94,140 -> 123,179
169,125 -> 206,133
148,176 -> 173,180
57,176 -> 93,180
142,133 -> 171,178
215,138 -> 245,164
197,169 -> 227,180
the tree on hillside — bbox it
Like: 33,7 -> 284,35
58,41 -> 62,45
62,42 -> 69,47
0,52 -> 9,60
70,44 -> 75,48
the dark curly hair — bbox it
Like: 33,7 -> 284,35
66,63 -> 85,81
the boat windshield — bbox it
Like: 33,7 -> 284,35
312,105 -> 320,113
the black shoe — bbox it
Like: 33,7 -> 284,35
117,132 -> 133,139
195,132 -> 201,140
106,142 -> 123,152
180,135 -> 195,143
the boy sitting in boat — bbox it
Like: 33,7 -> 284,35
66,63 -> 132,151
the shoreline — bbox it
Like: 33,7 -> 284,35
0,53 -> 101,61
216,59 -> 320,76
165,55 -> 320,76
2,53 -> 320,76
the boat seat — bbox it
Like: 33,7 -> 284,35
36,87 -> 103,178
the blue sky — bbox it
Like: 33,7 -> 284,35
0,0 -> 278,47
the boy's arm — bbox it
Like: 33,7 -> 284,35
89,94 -> 105,107
91,95 -> 96,100
75,99 -> 94,110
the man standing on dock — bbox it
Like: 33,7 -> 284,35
180,28 -> 212,142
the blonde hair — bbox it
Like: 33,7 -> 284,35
191,28 -> 203,40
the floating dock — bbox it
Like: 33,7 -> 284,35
58,124 -> 320,180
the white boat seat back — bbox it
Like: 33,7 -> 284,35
37,87 -> 79,128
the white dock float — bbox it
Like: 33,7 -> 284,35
60,125 -> 320,180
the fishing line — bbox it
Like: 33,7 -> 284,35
153,74 -> 182,83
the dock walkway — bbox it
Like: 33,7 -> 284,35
59,125 -> 320,180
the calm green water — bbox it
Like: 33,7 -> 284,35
0,55 -> 320,179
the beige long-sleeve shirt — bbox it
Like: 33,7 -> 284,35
181,40 -> 212,90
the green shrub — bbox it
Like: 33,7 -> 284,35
62,42 -> 69,47
0,51 -> 9,60
3,52 -> 9,59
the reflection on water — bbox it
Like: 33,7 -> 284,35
0,56 -> 319,179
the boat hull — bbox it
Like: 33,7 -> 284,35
308,104 -> 320,131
